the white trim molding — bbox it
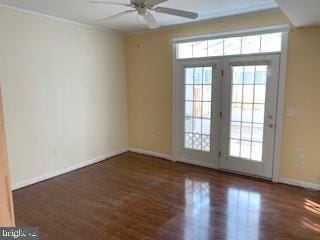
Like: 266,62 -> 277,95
272,31 -> 289,183
128,148 -> 174,162
0,4 -> 111,33
279,177 -> 320,191
13,148 -> 128,190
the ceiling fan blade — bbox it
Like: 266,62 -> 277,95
90,1 -> 133,8
143,12 -> 160,29
98,10 -> 136,22
155,7 -> 198,19
145,0 -> 168,6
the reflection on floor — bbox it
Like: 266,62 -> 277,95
14,152 -> 320,240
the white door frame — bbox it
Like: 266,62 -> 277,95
172,27 -> 289,182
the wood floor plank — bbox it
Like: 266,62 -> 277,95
13,152 -> 320,240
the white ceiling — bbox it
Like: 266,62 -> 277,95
275,0 -> 320,27
0,0 -> 278,33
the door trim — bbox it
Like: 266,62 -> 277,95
172,32 -> 289,182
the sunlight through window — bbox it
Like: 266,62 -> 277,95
177,32 -> 282,59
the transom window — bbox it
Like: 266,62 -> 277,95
177,32 -> 282,59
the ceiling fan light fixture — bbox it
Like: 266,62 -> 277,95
91,0 -> 199,29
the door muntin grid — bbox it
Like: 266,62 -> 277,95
184,66 -> 213,152
229,65 -> 268,161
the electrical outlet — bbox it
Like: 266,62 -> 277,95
151,134 -> 156,140
296,155 -> 304,164
52,148 -> 59,156
286,108 -> 296,117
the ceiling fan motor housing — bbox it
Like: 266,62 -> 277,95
136,5 -> 148,15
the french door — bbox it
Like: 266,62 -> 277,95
174,54 -> 280,179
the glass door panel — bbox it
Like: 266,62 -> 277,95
184,67 -> 212,152
229,65 -> 268,162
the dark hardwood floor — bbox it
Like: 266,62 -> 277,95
13,152 -> 320,240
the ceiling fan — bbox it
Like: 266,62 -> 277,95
90,0 -> 199,29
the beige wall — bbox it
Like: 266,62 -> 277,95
126,10 -> 320,185
0,8 -> 128,188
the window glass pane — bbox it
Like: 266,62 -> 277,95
242,104 -> 253,122
202,119 -> 211,135
203,67 -> 212,84
233,66 -> 243,84
202,102 -> 211,118
224,37 -> 241,55
193,102 -> 202,118
193,41 -> 208,58
230,121 -> 241,139
243,66 -> 255,84
208,39 -> 223,56
243,85 -> 254,103
255,66 -> 267,84
194,68 -> 203,84
193,85 -> 202,101
241,123 -> 252,141
252,123 -> 263,142
185,68 -> 194,84
229,65 -> 267,162
193,118 -> 202,133
185,117 -> 193,132
240,141 -> 251,159
241,35 -> 261,54
203,85 -> 211,101
185,101 -> 193,116
253,104 -> 265,123
202,135 -> 210,152
254,85 -> 266,104
185,85 -> 193,101
177,32 -> 282,59
232,85 -> 243,103
193,134 -> 202,150
231,103 -> 242,121
184,66 -> 213,152
230,139 -> 240,157
185,133 -> 193,149
178,42 -> 193,58
261,33 -> 282,52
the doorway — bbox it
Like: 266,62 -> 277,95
174,54 -> 280,179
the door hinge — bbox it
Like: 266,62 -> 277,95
220,111 -> 222,119
221,69 -> 224,77
219,151 -> 221,157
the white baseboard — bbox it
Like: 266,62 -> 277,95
130,148 -> 320,192
14,147 -> 319,192
128,147 -> 175,161
279,177 -> 320,191
13,148 -> 128,190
